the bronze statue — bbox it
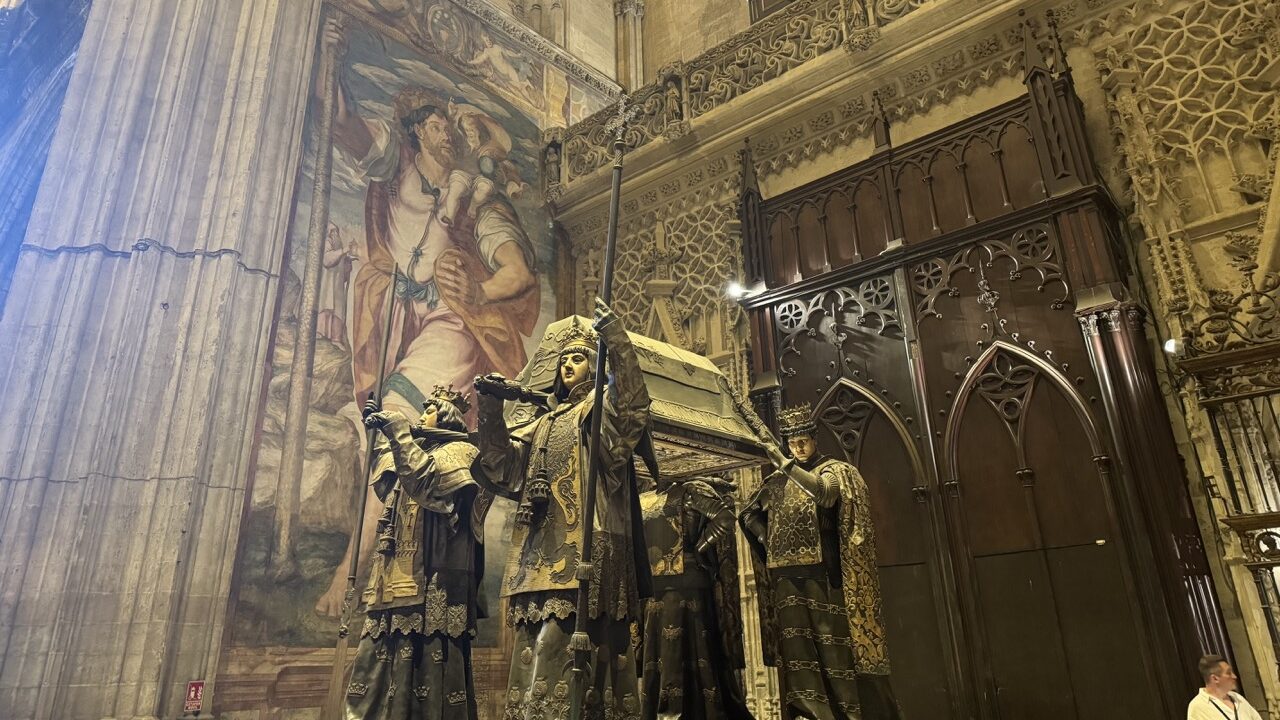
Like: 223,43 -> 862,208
344,385 -> 485,720
738,403 -> 899,720
473,300 -> 651,720
638,474 -> 755,720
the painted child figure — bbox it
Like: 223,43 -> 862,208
345,385 -> 484,720
440,104 -> 529,228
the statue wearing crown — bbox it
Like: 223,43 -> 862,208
344,385 -> 486,720
738,403 -> 900,720
472,299 -> 652,720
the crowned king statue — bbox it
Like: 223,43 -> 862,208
738,402 -> 900,720
472,300 -> 652,720
345,384 -> 486,720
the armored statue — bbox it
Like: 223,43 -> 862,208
346,385 -> 484,720
738,403 -> 900,720
473,299 -> 651,720
638,475 -> 755,720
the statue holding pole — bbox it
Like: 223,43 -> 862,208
473,101 -> 650,720
343,385 -> 486,720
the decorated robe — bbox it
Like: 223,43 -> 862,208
638,478 -> 754,720
739,457 -> 898,720
474,316 -> 652,720
345,419 -> 483,720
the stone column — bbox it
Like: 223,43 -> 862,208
614,0 -> 644,91
0,0 -> 320,718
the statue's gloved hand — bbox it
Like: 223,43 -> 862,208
696,522 -> 729,554
762,440 -> 790,470
474,373 -> 538,402
592,297 -> 617,332
364,409 -> 405,430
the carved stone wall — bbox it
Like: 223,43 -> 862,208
641,0 -> 749,82
554,0 -> 1280,712
1097,0 -> 1280,711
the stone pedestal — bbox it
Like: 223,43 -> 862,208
0,1 -> 321,718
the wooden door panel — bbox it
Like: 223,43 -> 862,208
853,179 -> 890,257
973,553 -> 1076,719
963,138 -> 1009,223
929,151 -> 970,234
881,564 -> 955,720
1047,545 -> 1163,719
823,190 -> 858,268
796,202 -> 827,278
1023,383 -> 1112,548
956,398 -> 1040,556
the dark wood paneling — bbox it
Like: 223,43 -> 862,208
881,564 -> 954,720
1048,545 -> 1163,719
972,553 -> 1075,718
739,53 -> 1227,719
999,122 -> 1046,209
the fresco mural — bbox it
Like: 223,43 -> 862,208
215,2 -> 612,715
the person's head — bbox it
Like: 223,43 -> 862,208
777,403 -> 819,463
1199,654 -> 1237,693
551,319 -> 598,398
787,433 -> 818,463
459,114 -> 484,149
402,103 -> 455,166
415,385 -> 469,434
558,345 -> 593,393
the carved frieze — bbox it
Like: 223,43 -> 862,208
776,274 -> 904,379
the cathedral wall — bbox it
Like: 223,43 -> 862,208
641,0 -> 750,82
565,0 -> 618,80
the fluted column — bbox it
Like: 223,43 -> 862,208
614,0 -> 644,91
0,1 -> 320,718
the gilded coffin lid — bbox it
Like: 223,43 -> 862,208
506,315 -> 766,478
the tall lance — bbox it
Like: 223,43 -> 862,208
568,101 -> 635,720
322,265 -> 400,720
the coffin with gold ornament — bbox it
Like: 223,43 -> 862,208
504,315 -> 768,479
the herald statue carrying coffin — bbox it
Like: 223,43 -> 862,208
739,402 -> 901,720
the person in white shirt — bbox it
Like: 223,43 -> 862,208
1188,654 -> 1264,720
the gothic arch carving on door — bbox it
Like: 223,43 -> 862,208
814,376 -> 928,494
938,340 -> 1166,718
942,339 -> 1107,486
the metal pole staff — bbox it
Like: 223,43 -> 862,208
322,265 -> 400,720
568,102 -> 631,720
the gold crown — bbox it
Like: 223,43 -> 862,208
558,316 -> 599,355
428,383 -> 472,415
777,403 -> 817,438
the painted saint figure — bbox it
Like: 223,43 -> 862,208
316,17 -> 539,616
473,301 -> 651,720
739,403 -> 900,720
345,385 -> 484,720
638,475 -> 755,720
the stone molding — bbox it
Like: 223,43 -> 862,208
554,0 -> 1179,232
383,0 -> 624,100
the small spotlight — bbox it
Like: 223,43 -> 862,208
1163,338 -> 1182,355
726,281 -> 747,299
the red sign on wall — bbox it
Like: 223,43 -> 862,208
184,681 -> 205,713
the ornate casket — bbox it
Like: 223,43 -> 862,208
506,315 -> 767,478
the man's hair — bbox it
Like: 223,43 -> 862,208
424,399 -> 467,433
401,104 -> 447,151
1199,654 -> 1228,684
